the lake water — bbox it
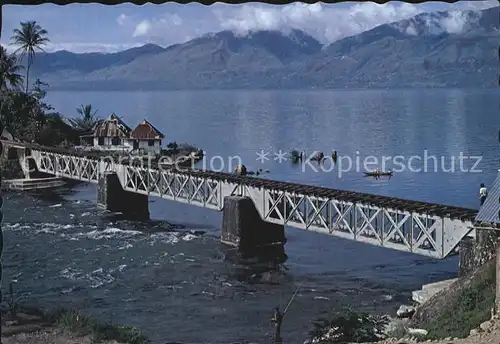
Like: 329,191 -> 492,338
2,89 -> 499,343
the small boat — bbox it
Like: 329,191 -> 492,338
364,171 -> 393,177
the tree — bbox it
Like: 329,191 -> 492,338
167,141 -> 179,155
31,78 -> 49,100
10,21 -> 49,93
68,104 -> 99,132
0,45 -> 24,91
0,91 -> 45,141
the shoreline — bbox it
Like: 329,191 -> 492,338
1,305 -> 149,344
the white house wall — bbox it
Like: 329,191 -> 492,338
92,137 -> 133,152
137,140 -> 161,155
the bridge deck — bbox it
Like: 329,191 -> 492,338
15,141 -> 477,221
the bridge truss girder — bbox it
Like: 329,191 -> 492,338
28,149 -> 473,259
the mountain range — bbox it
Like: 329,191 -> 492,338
20,6 -> 500,90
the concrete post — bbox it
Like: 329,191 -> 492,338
459,227 -> 500,277
221,196 -> 286,258
474,228 -> 500,267
458,236 -> 474,277
97,171 -> 149,221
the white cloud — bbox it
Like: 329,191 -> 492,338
133,20 -> 153,37
213,3 -> 423,44
126,12 -> 212,46
440,10 -> 481,34
117,13 -> 129,26
3,1 -> 497,53
391,4 -> 488,37
212,1 -> 497,44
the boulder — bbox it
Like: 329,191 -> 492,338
480,320 -> 493,332
470,328 -> 479,336
408,328 -> 428,336
396,305 -> 416,318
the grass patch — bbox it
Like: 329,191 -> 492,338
424,262 -> 495,339
10,306 -> 150,344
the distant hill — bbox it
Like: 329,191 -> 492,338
25,43 -> 165,74
24,6 -> 500,90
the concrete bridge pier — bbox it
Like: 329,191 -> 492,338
221,196 -> 287,260
97,171 -> 149,221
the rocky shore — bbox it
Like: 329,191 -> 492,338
375,257 -> 497,344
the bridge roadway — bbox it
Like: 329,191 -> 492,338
3,140 -> 478,259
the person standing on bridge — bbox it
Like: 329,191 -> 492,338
479,183 -> 488,206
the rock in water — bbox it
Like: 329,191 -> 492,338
396,305 -> 416,318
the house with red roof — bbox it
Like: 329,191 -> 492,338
79,114 -> 164,155
129,119 -> 165,155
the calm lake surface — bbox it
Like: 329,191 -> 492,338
2,89 -> 499,343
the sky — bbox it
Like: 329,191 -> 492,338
1,0 -> 497,53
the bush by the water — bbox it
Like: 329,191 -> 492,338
306,307 -> 389,343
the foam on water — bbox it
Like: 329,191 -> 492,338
82,227 -> 143,240
60,266 -> 117,289
3,221 -> 201,247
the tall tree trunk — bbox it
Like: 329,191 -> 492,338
25,63 -> 31,94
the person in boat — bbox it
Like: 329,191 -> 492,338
332,150 -> 338,163
234,164 -> 247,176
479,183 -> 488,206
315,151 -> 324,162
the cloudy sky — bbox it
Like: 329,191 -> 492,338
1,0 -> 497,53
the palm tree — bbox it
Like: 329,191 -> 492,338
69,104 -> 99,132
10,21 -> 49,93
0,45 -> 24,91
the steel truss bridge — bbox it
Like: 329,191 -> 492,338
3,141 -> 477,259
